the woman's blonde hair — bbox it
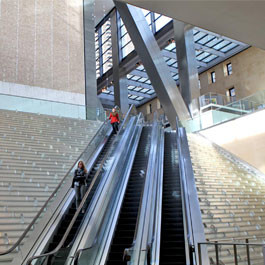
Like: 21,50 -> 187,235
77,160 -> 87,173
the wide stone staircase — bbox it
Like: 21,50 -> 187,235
0,109 -> 102,263
187,133 -> 265,265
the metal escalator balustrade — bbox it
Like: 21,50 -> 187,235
127,115 -> 164,265
25,105 -> 138,265
105,126 -> 152,265
71,113 -> 145,265
40,135 -> 115,265
65,115 -> 142,265
160,132 -> 186,265
176,119 -> 209,265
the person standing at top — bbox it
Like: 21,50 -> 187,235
72,160 -> 87,210
109,108 -> 120,134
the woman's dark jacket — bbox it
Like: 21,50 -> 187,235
71,168 -> 86,188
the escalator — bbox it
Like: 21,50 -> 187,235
44,133 -> 115,265
160,132 -> 186,265
106,127 -> 151,265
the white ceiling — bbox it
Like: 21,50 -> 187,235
94,0 -> 115,26
115,0 -> 265,50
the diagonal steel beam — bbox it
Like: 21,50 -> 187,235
114,1 -> 190,127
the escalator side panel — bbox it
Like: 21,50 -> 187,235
45,134 -> 115,264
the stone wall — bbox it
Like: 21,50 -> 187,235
199,47 -> 265,99
0,0 -> 85,96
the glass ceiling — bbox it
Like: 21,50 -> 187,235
97,8 -> 248,106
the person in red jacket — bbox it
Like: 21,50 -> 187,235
109,108 -> 120,134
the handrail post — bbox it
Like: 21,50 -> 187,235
215,241 -> 219,265
262,246 -> 265,265
234,244 -> 238,265
246,239 -> 251,265
198,243 -> 202,265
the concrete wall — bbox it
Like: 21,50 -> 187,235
0,0 -> 85,99
200,47 -> 265,99
200,109 -> 265,174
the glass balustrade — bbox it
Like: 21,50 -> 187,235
184,89 -> 265,133
0,93 -> 106,121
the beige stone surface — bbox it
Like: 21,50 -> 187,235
200,47 -> 265,99
200,109 -> 265,174
0,0 -> 85,94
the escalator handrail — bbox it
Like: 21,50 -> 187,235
65,116 -> 141,265
25,105 -> 137,265
176,119 -> 209,265
0,118 -> 110,257
72,113 -> 144,265
149,125 -> 164,265
129,113 -> 160,264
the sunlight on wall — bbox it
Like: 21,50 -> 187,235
200,109 -> 265,174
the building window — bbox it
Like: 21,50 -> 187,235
149,104 -> 152,113
211,71 -> 216,83
228,87 -> 236,97
227,63 -> 232,75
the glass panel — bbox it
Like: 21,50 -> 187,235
0,94 -> 107,121
212,40 -> 230,50
155,15 -> 172,31
164,43 -> 175,51
206,37 -> 223,48
194,32 -> 207,42
122,41 -> 135,57
183,89 -> 265,132
203,54 -> 217,63
220,42 -> 238,52
197,34 -> 215,45
197,52 -> 210,61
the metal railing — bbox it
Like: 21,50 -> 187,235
129,115 -> 159,264
149,122 -> 164,265
25,105 -> 138,265
0,119 -> 110,258
125,113 -> 165,265
72,113 -> 144,265
198,240 -> 265,265
176,118 -> 209,265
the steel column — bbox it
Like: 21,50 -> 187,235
83,0 -> 102,119
114,1 -> 190,128
111,10 -> 129,114
174,20 -> 200,116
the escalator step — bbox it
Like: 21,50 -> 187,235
160,132 -> 186,265
106,127 -> 151,265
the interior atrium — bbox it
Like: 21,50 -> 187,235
0,0 -> 265,265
